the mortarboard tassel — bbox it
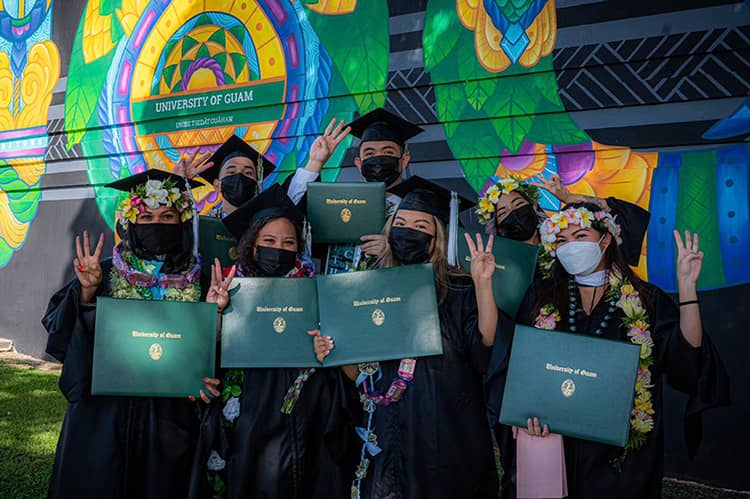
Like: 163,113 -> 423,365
447,191 -> 459,267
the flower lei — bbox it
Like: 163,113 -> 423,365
117,177 -> 194,227
207,258 -> 315,499
475,175 -> 541,225
109,244 -> 201,302
534,272 -> 654,468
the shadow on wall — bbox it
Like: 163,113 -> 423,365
0,197 -> 113,360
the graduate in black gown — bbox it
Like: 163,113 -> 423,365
199,184 -> 354,499
487,202 -> 729,499
312,177 -> 501,499
42,170 -> 229,499
477,175 -> 651,432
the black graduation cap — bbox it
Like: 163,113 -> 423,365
105,168 -> 201,192
199,135 -> 277,184
349,108 -> 423,148
389,176 -> 475,226
222,184 -> 304,240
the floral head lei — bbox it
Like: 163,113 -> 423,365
539,206 -> 622,256
117,178 -> 194,228
475,175 -> 541,225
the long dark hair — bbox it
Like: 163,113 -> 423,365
532,202 -> 654,326
236,215 -> 302,277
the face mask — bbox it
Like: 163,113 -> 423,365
221,174 -> 258,207
254,245 -> 297,277
131,223 -> 183,256
498,204 -> 538,241
388,226 -> 433,265
555,235 -> 605,277
361,155 -> 402,186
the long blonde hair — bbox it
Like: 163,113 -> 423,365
378,213 -> 468,303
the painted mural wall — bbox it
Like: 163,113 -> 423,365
0,0 -> 747,490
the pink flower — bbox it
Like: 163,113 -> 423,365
536,315 -> 557,330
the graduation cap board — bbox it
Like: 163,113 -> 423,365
222,183 -> 303,240
389,176 -> 475,226
348,108 -> 424,148
199,135 -> 277,184
105,169 -> 202,192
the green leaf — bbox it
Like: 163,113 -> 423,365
526,111 -> 589,146
457,42 -> 498,111
303,1 -> 389,113
230,385 -> 241,397
482,76 -> 538,153
423,0 -> 461,71
64,21 -> 118,148
443,118 -> 500,192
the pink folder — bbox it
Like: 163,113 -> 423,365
516,431 -> 568,498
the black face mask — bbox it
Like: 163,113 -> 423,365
388,226 -> 433,265
497,204 -> 539,241
254,245 -> 297,277
221,174 -> 258,207
131,223 -> 183,257
361,155 -> 402,186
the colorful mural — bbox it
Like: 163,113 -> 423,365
64,0 -> 389,229
423,0 -> 750,292
0,0 -> 59,268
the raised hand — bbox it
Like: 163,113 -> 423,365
674,230 -> 703,284
189,377 -> 221,404
174,149 -> 212,180
308,329 -> 334,363
464,233 -> 496,282
528,174 -> 570,203
306,118 -> 352,173
360,234 -> 387,257
74,231 -> 105,303
206,258 -> 237,312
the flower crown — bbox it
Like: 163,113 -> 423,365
117,178 -> 194,227
539,206 -> 622,255
475,175 -> 541,225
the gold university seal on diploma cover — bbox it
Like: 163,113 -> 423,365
561,378 -> 576,397
273,316 -> 287,334
371,308 -> 385,326
149,343 -> 163,361
340,208 -> 352,223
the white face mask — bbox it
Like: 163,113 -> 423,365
555,235 -> 605,277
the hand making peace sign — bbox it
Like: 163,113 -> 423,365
73,230 -> 105,303
206,258 -> 237,312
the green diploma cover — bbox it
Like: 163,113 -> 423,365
499,325 -> 641,447
221,277 -> 320,368
198,215 -> 237,276
220,264 -> 442,367
92,297 -> 217,398
317,263 -> 442,366
456,230 -> 538,317
306,182 -> 386,243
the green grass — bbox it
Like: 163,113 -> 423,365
0,361 -> 66,499
0,361 -> 745,499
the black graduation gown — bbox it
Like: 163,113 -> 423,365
486,280 -> 729,499
356,275 -> 498,499
42,259 -> 210,499
212,367 -> 354,499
